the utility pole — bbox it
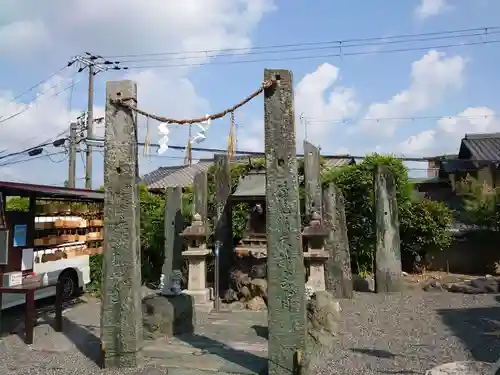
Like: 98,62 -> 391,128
85,65 -> 94,189
69,53 -> 128,190
68,122 -> 78,188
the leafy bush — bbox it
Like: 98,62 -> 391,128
88,254 -> 103,296
400,198 -> 453,260
323,154 -> 452,273
459,176 -> 500,230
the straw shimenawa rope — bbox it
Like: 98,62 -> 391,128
112,79 -> 274,125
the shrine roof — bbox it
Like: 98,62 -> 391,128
233,157 -> 355,198
143,156 -> 355,192
233,171 -> 266,198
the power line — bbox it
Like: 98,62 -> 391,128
0,129 -> 69,162
0,151 -> 67,168
86,138 -> 500,163
0,65 -> 70,112
124,39 -> 500,70
103,25 -> 500,58
304,113 -> 500,124
116,30 -> 500,64
0,79 -> 82,126
70,53 -> 129,74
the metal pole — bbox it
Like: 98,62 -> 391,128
68,122 -> 77,188
85,65 -> 94,189
214,240 -> 221,312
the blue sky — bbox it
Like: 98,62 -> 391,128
0,0 -> 499,187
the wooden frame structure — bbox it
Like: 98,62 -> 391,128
0,180 -> 104,275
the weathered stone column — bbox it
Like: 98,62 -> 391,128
193,170 -> 208,221
303,140 -> 322,219
214,154 -> 232,292
181,213 -> 212,306
160,186 -> 183,295
373,165 -> 404,293
323,184 -> 353,298
264,69 -> 306,375
101,80 -> 142,368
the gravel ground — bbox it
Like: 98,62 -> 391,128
322,292 -> 500,374
1,292 -> 500,374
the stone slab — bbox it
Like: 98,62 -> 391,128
143,340 -> 267,375
425,361 -> 492,374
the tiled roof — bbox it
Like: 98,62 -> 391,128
0,181 -> 104,201
142,156 -> 355,191
323,157 -> 355,168
233,171 -> 266,198
142,161 -> 213,190
460,133 -> 500,161
233,157 -> 354,198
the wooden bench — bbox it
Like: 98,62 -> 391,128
0,281 -> 63,344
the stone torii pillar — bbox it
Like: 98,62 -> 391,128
264,69 -> 306,375
101,80 -> 143,368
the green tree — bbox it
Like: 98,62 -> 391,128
459,176 -> 500,230
322,154 -> 453,273
6,196 -> 29,212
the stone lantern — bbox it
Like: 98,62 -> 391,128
302,211 -> 330,292
180,213 -> 212,306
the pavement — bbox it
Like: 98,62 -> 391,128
2,291 -> 500,374
0,295 -> 269,375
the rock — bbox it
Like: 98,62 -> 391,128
306,291 -> 340,335
141,285 -> 158,298
246,296 -> 267,311
250,262 -> 267,278
423,279 -> 446,292
239,285 -> 252,300
250,278 -> 267,299
448,282 -> 485,294
223,288 -> 238,303
447,278 -> 500,294
230,269 -> 251,287
470,277 -> 500,293
227,301 -> 246,311
426,361 -> 492,375
142,294 -> 194,340
302,291 -> 341,375
352,274 -> 375,292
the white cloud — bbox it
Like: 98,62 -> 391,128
0,19 -> 50,58
398,129 -> 437,155
335,146 -> 349,155
398,106 -> 500,155
236,64 -> 360,154
0,76 -> 77,150
415,0 -> 452,20
0,166 -> 20,182
295,63 -> 360,147
0,0 -> 276,184
349,50 -> 465,137
236,119 -> 264,152
0,0 -> 276,61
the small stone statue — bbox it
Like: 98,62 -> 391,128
160,270 -> 183,296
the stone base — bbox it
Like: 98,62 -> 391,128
182,288 -> 212,305
425,361 -> 492,374
142,294 -> 195,340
